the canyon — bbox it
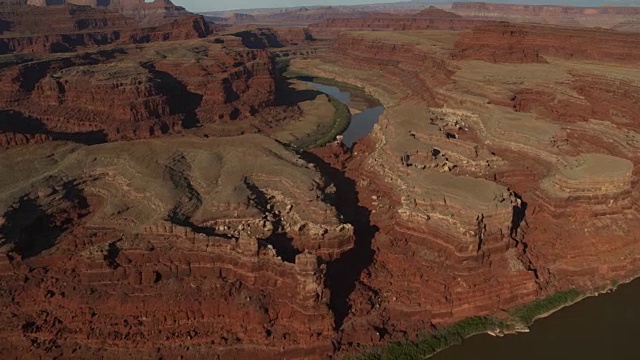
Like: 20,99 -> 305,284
2,2 -> 640,359
293,10 -> 640,352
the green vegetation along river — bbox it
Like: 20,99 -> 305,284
431,279 -> 640,360
304,81 -> 384,147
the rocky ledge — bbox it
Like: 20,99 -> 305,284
0,134 -> 356,359
0,37 -> 277,147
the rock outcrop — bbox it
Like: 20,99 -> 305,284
0,135 -> 355,359
256,6 -> 365,24
612,18 -> 640,32
25,0 -> 194,26
273,27 -> 315,45
0,38 -> 276,147
204,12 -> 257,24
231,27 -> 314,49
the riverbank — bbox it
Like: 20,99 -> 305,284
291,96 -> 351,149
344,288 -> 604,360
277,58 -> 371,99
428,275 -> 640,360
275,58 -> 352,149
345,316 -> 510,360
276,58 -> 383,149
277,58 -> 382,113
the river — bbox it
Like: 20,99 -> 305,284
305,81 -> 384,147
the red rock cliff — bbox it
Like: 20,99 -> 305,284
0,3 -> 212,55
25,0 -> 194,26
0,39 -> 276,147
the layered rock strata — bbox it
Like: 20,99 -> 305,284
25,0 -> 194,26
232,27 -> 314,49
0,135 -> 355,359
0,2 -> 211,55
0,38 -> 276,147
451,2 -> 640,31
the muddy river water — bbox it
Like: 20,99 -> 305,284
307,80 -> 640,360
432,277 -> 640,360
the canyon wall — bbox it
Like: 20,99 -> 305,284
24,0 -> 194,26
232,27 -> 314,49
255,6 -> 368,24
0,2 -> 136,34
0,135 -> 357,358
0,39 -> 276,147
0,15 -> 211,55
0,0 -> 294,149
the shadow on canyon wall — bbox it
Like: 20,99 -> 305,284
510,191 -> 529,250
243,177 -> 301,263
300,150 -> 379,333
0,182 -> 89,259
232,30 -> 283,50
273,62 -> 324,107
0,110 -> 107,145
140,62 -> 203,129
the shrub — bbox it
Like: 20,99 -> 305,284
508,289 -> 581,325
345,317 -> 508,360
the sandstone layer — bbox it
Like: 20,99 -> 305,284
0,135 -> 355,359
25,0 -> 194,26
232,27 -> 314,49
452,23 -> 640,63
255,6 -> 367,25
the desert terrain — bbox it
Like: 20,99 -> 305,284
1,1 -> 640,359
